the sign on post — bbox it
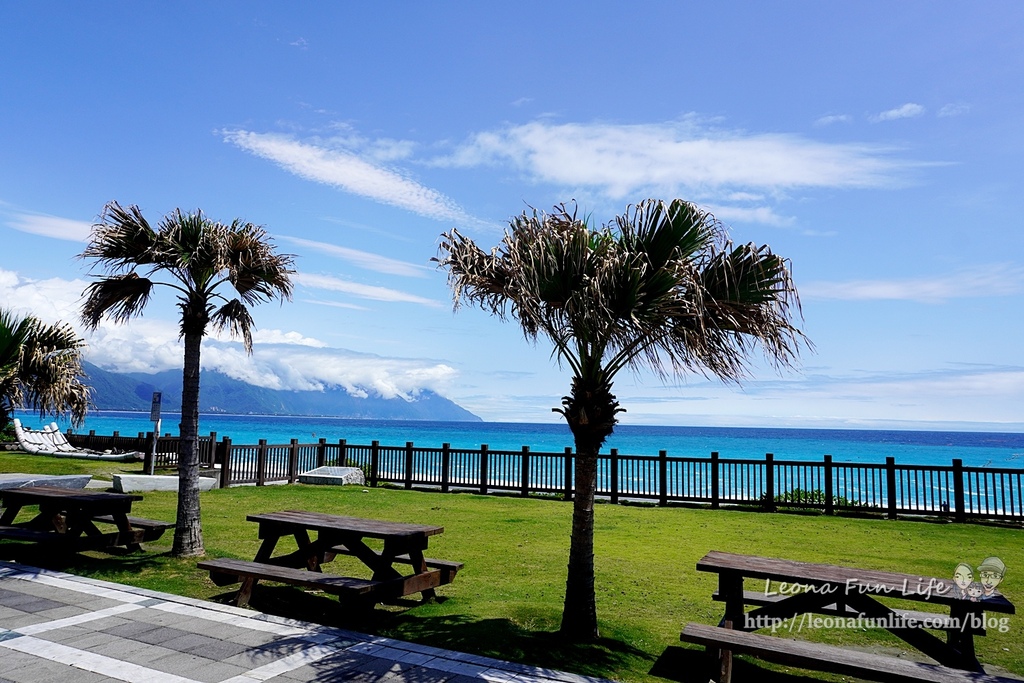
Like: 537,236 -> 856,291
150,392 -> 162,422
147,392 -> 162,475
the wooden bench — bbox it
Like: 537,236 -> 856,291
325,546 -> 463,582
198,557 -> 381,608
681,622 -> 1020,683
711,589 -> 975,634
92,515 -> 175,542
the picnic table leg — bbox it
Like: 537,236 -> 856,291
0,504 -> 23,526
407,548 -> 437,601
236,576 -> 257,608
715,572 -> 743,683
292,529 -> 321,571
254,535 -> 281,563
947,602 -> 983,671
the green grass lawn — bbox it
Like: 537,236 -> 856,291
2,451 -> 1022,682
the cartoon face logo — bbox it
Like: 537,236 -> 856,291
953,563 -> 973,592
967,582 -> 984,601
978,557 -> 1006,598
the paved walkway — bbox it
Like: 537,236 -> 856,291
0,562 -> 612,683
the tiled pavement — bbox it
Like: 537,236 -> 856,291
0,562 -> 614,683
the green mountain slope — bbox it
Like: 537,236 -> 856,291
82,362 -> 481,421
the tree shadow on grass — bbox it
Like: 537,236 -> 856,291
0,542 -> 170,574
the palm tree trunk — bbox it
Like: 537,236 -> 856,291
560,440 -> 599,639
558,371 -> 619,640
172,329 -> 204,557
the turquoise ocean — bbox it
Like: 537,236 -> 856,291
36,411 -> 1024,470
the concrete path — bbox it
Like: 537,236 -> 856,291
0,561 -> 613,683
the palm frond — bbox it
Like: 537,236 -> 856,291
0,310 -> 90,427
81,201 -> 159,273
222,221 -> 295,305
211,299 -> 255,353
81,274 -> 154,328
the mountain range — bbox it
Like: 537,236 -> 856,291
82,362 -> 481,421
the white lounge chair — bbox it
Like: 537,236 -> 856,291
12,419 -> 143,461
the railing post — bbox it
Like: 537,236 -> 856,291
711,452 -> 720,509
370,440 -> 379,487
520,446 -> 530,497
208,432 -> 217,466
144,432 -> 155,475
220,437 -> 232,488
256,439 -> 268,486
479,444 -> 489,495
824,455 -> 834,515
317,438 -> 327,468
338,438 -> 347,467
288,439 -> 299,483
658,450 -> 668,506
405,441 -> 414,489
886,456 -> 897,519
564,447 -> 573,501
610,448 -> 619,505
441,443 -> 451,493
953,458 -> 966,522
764,453 -> 775,511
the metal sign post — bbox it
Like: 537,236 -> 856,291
148,392 -> 162,475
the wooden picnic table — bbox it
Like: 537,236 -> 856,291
198,510 -> 462,609
0,485 -> 173,553
682,550 -> 1017,683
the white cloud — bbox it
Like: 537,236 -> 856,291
802,264 -> 1024,302
222,130 -> 479,225
302,298 -> 368,311
938,103 -> 970,118
873,103 -> 925,122
295,272 -> 442,307
249,329 -> 327,347
705,204 -> 795,227
7,213 -> 91,242
282,236 -> 431,277
435,119 -> 921,199
814,114 -> 852,127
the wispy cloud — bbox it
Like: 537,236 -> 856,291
814,114 -> 852,127
434,119 -> 924,200
295,272 -> 442,307
938,103 -> 970,118
282,236 -> 431,277
222,130 -> 480,225
706,204 -> 795,227
6,213 -> 91,242
802,264 -> 1024,302
872,103 -> 925,122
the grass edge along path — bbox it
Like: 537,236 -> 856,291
0,456 -> 1021,683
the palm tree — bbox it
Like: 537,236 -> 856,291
80,201 -> 295,557
436,199 -> 807,640
0,308 -> 90,434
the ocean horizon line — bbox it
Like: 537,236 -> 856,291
58,409 -> 1024,437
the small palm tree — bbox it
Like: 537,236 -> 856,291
0,308 -> 90,435
436,199 -> 807,639
80,201 -> 295,557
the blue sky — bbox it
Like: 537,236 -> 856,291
3,2 -> 1023,430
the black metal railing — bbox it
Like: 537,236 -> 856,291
64,431 -> 1024,522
